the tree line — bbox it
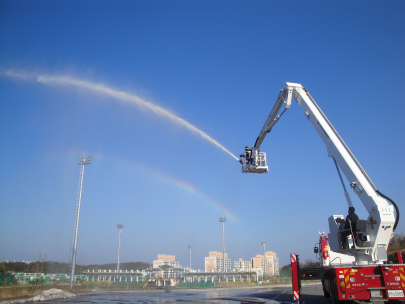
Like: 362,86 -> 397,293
0,261 -> 151,274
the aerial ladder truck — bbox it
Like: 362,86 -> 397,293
241,83 -> 403,303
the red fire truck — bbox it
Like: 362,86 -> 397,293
240,83 -> 403,303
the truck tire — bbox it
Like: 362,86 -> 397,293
330,279 -> 348,304
323,287 -> 331,298
322,279 -> 330,298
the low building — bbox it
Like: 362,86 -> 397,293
152,254 -> 181,278
153,254 -> 179,268
205,251 -> 231,272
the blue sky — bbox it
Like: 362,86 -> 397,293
0,0 -> 404,270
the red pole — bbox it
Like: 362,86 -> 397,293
397,252 -> 403,264
291,253 -> 300,303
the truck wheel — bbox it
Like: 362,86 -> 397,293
322,279 -> 330,298
323,287 -> 331,298
330,279 -> 347,304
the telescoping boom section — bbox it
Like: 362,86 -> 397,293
242,82 -> 402,302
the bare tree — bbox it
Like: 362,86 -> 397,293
389,233 -> 405,253
33,253 -> 47,273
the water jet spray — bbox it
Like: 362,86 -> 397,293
4,71 -> 238,161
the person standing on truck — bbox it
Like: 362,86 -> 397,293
341,207 -> 359,249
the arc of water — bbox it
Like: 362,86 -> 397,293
35,75 -> 238,161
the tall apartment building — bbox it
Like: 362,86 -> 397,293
204,251 -> 231,272
234,258 -> 252,272
251,254 -> 264,270
265,251 -> 279,276
250,251 -> 279,276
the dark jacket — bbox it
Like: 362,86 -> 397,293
345,212 -> 359,234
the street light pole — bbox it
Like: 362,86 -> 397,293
219,217 -> 227,273
188,245 -> 192,270
117,224 -> 124,273
70,155 -> 93,290
261,242 -> 266,275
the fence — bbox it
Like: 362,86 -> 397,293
179,282 -> 219,288
263,270 -> 292,284
0,272 -> 16,286
3,272 -> 87,286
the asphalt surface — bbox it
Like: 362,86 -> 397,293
233,283 -> 387,304
0,283 -> 389,304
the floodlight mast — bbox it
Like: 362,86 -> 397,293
188,245 -> 192,270
117,224 -> 124,273
70,155 -> 93,290
261,242 -> 266,274
219,217 -> 226,273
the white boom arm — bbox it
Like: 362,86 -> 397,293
241,82 -> 398,264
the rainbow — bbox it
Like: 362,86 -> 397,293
153,170 -> 237,223
57,150 -> 237,222
114,156 -> 238,223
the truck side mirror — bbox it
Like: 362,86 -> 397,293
314,247 -> 319,254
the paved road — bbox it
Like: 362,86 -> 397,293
228,282 -> 387,304
2,284 -> 389,304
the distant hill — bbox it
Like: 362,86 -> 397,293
0,261 -> 151,274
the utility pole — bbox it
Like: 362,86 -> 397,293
188,245 -> 192,270
219,217 -> 226,273
117,224 -> 124,273
70,155 -> 93,289
261,242 -> 266,275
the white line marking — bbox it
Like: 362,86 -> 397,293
272,289 -> 287,300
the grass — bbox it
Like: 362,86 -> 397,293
1,277 -> 295,298
0,283 -> 88,299
218,281 -> 260,287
